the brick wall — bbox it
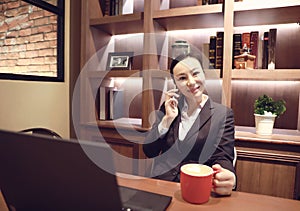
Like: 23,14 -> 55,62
0,0 -> 57,76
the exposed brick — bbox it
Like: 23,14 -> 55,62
0,46 -> 8,53
50,64 -> 57,72
9,44 -> 26,52
5,59 -> 17,67
7,1 -> 20,9
34,17 -> 49,26
16,37 -> 29,45
44,10 -> 55,17
4,8 -> 19,17
30,57 -> 44,65
0,22 -> 9,33
26,43 -> 35,51
25,50 -> 38,58
29,10 -> 44,20
27,65 -> 50,73
49,15 -> 57,23
31,27 -> 38,35
38,24 -> 53,33
49,40 -> 57,48
19,51 -> 25,58
6,52 -> 19,59
6,14 -> 28,29
4,38 -> 16,45
39,48 -> 53,57
45,56 -> 56,64
29,33 -> 43,43
2,0 -> 58,75
6,30 -> 18,38
35,41 -> 50,49
44,32 -> 56,41
19,28 -> 31,36
19,20 -> 33,30
18,5 -> 30,16
20,1 -> 29,6
17,58 -> 31,66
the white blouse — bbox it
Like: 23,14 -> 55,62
158,94 -> 209,140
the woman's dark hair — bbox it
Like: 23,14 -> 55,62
169,53 -> 203,81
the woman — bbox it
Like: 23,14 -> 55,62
143,54 -> 236,196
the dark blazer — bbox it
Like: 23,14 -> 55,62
143,97 -> 235,182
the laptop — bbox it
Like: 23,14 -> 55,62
0,129 -> 172,211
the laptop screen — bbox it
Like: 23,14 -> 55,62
0,129 -> 123,210
0,129 -> 172,211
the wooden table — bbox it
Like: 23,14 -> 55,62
1,173 -> 300,211
117,173 -> 300,211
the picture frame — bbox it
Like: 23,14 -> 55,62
106,52 -> 134,70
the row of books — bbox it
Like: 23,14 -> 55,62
208,28 -> 277,70
202,0 -> 242,4
209,31 -> 224,69
102,0 -> 244,16
99,87 -> 124,120
202,0 -> 223,4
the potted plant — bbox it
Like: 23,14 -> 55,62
254,94 -> 286,135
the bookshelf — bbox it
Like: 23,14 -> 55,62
79,0 -> 300,198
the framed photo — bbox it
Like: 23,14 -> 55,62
106,52 -> 134,70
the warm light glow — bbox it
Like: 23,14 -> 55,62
112,33 -> 144,40
234,23 -> 299,32
233,80 -> 298,86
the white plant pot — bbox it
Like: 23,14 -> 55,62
254,113 -> 276,136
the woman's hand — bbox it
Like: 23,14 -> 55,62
212,164 -> 236,196
160,89 -> 179,128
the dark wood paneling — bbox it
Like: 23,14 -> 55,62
231,81 -> 300,129
235,137 -> 300,199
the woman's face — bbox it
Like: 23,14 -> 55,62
173,57 -> 206,102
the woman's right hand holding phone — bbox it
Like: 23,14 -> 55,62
160,89 -> 179,129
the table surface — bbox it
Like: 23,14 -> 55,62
1,173 -> 300,211
117,173 -> 300,211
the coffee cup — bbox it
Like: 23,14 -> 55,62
180,163 -> 214,204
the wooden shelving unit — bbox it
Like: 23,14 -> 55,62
79,0 -> 300,198
90,13 -> 144,35
232,69 -> 300,80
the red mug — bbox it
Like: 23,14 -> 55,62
180,164 -> 214,204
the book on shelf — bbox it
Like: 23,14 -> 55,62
262,31 -> 269,69
99,87 -> 124,120
268,28 -> 277,70
104,0 -> 110,16
104,0 -> 128,16
250,31 -> 259,69
170,0 -> 198,8
109,89 -> 124,120
242,32 -> 251,51
215,31 -> 224,70
202,43 -> 210,70
232,33 -> 242,68
209,36 -> 216,69
99,86 -> 113,120
122,0 -> 134,15
209,0 -> 218,4
160,0 -> 170,9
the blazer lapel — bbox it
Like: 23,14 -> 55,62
183,98 -> 214,142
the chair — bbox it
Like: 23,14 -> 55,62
20,127 -> 62,139
233,147 -> 237,167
